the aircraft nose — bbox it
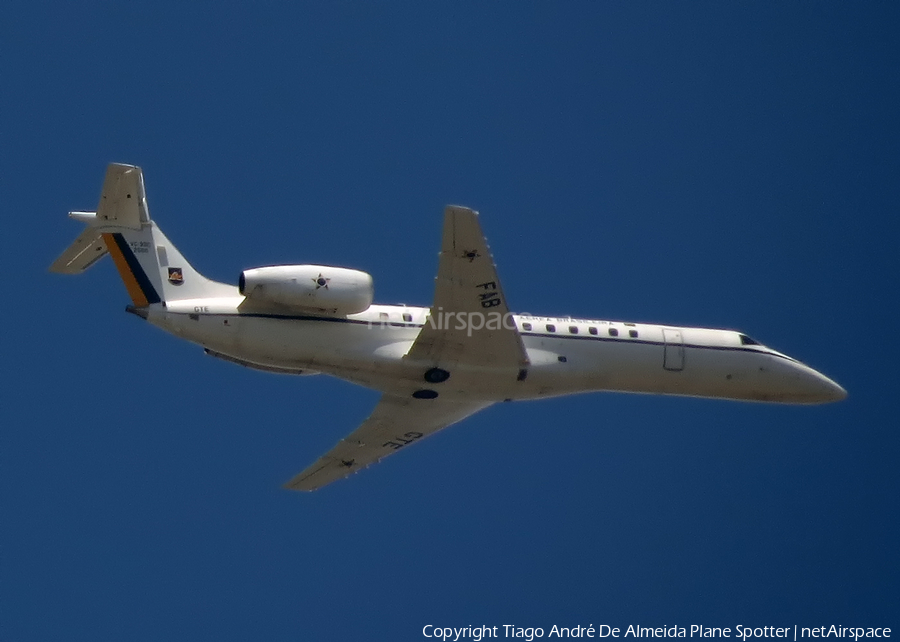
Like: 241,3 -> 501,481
818,375 -> 847,403
797,364 -> 847,404
763,355 -> 847,404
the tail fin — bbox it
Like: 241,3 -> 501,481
49,164 -> 236,305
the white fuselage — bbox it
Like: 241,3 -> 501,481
53,167 -> 847,490
145,298 -> 846,405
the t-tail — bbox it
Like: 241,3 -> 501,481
49,164 -> 236,309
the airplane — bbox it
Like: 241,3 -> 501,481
50,164 -> 846,491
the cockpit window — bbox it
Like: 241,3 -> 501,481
739,334 -> 760,346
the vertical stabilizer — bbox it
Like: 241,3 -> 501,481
97,163 -> 148,229
50,163 -> 237,305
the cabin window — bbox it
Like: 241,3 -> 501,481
522,322 -> 532,331
558,356 -> 567,363
740,334 -> 760,346
588,327 -> 598,335
379,312 -> 389,321
608,328 -> 619,337
629,329 -> 639,338
569,326 -> 578,334
546,324 -> 556,333
402,313 -> 412,322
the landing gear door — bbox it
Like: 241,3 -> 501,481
663,328 -> 685,371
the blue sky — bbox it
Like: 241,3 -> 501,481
2,3 -> 897,640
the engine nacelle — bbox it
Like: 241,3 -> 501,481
239,264 -> 373,316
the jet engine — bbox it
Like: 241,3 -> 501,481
238,264 -> 373,316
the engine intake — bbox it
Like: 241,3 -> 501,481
239,264 -> 373,316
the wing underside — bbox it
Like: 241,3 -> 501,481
285,394 -> 492,491
405,205 -> 529,369
286,205 -> 522,491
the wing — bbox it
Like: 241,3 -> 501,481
284,394 -> 492,491
405,206 -> 529,368
287,206 -> 517,491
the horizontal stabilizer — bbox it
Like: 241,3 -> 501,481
48,228 -> 108,274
